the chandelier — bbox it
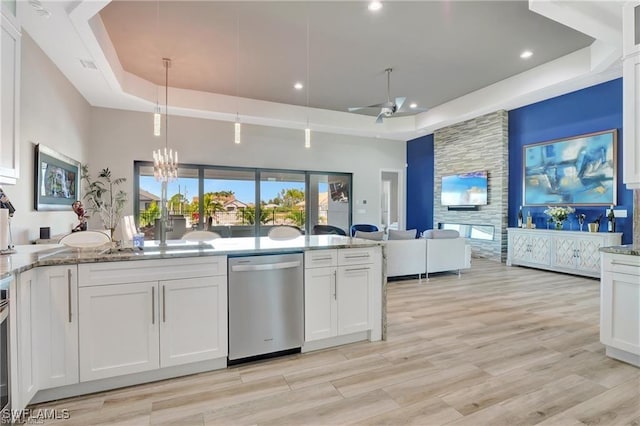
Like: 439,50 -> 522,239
153,58 -> 178,182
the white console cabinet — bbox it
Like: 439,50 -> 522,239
507,228 -> 621,278
78,257 -> 227,382
304,247 -> 381,347
600,251 -> 640,367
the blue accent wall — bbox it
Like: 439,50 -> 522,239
509,78 -> 633,244
406,134 -> 434,234
406,78 -> 632,245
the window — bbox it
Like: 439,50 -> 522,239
134,162 -> 351,239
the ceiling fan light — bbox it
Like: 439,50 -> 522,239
368,1 -> 382,12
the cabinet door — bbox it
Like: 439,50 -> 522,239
601,271 -> 640,354
0,15 -> 20,183
35,266 -> 79,389
79,281 -> 159,382
577,238 -> 604,274
337,265 -> 371,335
552,237 -> 577,269
304,267 -> 337,342
159,276 -> 227,367
16,270 -> 36,408
509,232 -> 530,263
528,234 -> 551,266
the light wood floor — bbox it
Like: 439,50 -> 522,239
33,259 -> 640,425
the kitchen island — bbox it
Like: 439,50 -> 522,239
3,236 -> 384,413
599,245 -> 640,368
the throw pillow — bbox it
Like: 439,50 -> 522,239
354,230 -> 384,241
422,229 -> 460,239
388,229 -> 417,240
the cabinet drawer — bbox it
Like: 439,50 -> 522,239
602,253 -> 640,275
79,256 -> 227,287
305,250 -> 337,268
338,247 -> 377,266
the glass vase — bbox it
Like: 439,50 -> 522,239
554,221 -> 563,230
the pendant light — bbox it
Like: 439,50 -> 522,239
153,57 -> 178,246
234,9 -> 241,144
153,58 -> 178,183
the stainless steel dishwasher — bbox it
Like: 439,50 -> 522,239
228,253 -> 303,362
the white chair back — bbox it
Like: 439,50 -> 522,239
267,226 -> 302,240
182,230 -> 222,241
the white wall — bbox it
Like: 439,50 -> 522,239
10,34 -> 91,244
89,107 -> 405,234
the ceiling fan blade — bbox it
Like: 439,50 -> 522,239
348,102 -> 386,112
375,112 -> 384,124
394,97 -> 406,111
397,106 -> 429,114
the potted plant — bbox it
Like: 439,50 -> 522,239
81,165 -> 127,241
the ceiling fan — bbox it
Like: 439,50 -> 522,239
348,68 -> 425,123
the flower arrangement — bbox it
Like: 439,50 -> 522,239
81,165 -> 127,240
544,205 -> 575,229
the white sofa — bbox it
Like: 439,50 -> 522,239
385,239 -> 427,283
381,230 -> 471,282
425,237 -> 471,279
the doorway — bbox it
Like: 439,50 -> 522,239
380,169 -> 404,233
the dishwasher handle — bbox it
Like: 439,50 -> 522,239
231,260 -> 301,272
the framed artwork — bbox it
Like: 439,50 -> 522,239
34,144 -> 81,211
523,129 -> 617,206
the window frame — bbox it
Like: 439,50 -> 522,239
133,161 -> 353,237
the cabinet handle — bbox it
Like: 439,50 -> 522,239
333,270 -> 337,300
162,285 -> 166,323
344,267 -> 371,272
575,250 -> 580,258
611,261 -> 639,267
67,269 -> 72,323
312,256 -> 332,261
151,286 -> 155,325
345,254 -> 370,259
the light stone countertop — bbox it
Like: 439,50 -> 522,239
600,245 -> 640,256
0,235 -> 381,279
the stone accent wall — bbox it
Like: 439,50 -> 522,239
434,110 -> 509,261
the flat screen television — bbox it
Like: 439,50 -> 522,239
441,171 -> 488,206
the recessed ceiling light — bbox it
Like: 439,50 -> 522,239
520,50 -> 533,59
409,103 -> 418,109
294,82 -> 304,90
368,1 -> 382,12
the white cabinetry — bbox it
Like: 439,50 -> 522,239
507,230 -> 551,267
0,7 -> 20,184
304,247 -> 381,346
507,228 -> 621,278
15,269 -> 37,409
78,257 -> 227,382
600,251 -> 640,367
34,265 -> 79,389
79,281 -> 159,381
623,1 -> 640,189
